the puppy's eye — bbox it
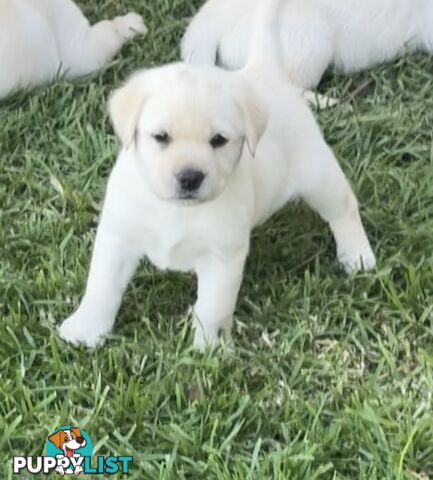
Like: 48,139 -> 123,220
152,132 -> 171,145
210,134 -> 228,149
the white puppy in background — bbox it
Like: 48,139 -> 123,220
58,0 -> 375,351
182,0 -> 433,90
0,0 -> 147,99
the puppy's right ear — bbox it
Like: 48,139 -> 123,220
108,72 -> 149,149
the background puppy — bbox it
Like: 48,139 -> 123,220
182,0 -> 433,90
58,0 -> 375,350
0,0 -> 146,99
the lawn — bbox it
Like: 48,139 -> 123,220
1,0 -> 433,478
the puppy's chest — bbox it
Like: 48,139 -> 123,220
128,208 -> 247,273
140,229 -> 208,272
129,213 -> 215,272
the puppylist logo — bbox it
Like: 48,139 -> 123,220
13,426 -> 133,476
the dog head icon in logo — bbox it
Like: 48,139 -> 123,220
45,426 -> 93,476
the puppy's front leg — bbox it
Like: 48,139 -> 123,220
58,223 -> 140,347
193,250 -> 248,351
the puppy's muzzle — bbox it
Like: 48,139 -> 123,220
76,436 -> 85,445
176,168 -> 205,197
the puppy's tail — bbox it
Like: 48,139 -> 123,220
181,3 -> 221,66
242,0 -> 286,87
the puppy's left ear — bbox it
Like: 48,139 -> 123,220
48,431 -> 62,449
240,82 -> 268,157
108,71 -> 150,149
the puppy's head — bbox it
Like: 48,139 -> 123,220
48,428 -> 86,455
109,64 -> 267,204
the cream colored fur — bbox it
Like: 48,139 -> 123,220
58,0 -> 375,350
0,0 -> 146,98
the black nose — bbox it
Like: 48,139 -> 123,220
76,437 -> 85,444
176,169 -> 205,193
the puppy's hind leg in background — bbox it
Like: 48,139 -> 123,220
269,5 -> 339,107
280,13 -> 334,89
417,4 -> 433,52
48,0 -> 147,78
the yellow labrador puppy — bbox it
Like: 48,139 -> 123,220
0,0 -> 146,98
182,0 -> 433,89
59,0 -> 375,350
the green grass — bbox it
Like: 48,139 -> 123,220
1,0 -> 433,478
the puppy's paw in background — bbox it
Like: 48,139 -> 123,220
57,312 -> 110,348
113,12 -> 147,40
303,91 -> 339,109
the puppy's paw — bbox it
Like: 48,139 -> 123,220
303,91 -> 339,110
55,461 -> 65,476
338,241 -> 376,274
192,330 -> 219,352
58,313 -> 109,348
191,319 -> 222,352
192,322 -> 234,352
74,465 -> 83,475
114,12 -> 147,40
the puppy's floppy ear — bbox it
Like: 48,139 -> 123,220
239,82 -> 268,157
71,427 -> 81,438
48,431 -> 63,449
108,71 -> 150,149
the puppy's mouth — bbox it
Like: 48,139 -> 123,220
178,193 -> 197,200
65,446 -> 74,458
172,186 -> 222,205
175,194 -> 206,205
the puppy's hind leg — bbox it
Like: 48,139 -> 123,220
283,30 -> 339,109
280,7 -> 338,107
296,141 -> 376,274
279,4 -> 335,90
417,5 -> 433,52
